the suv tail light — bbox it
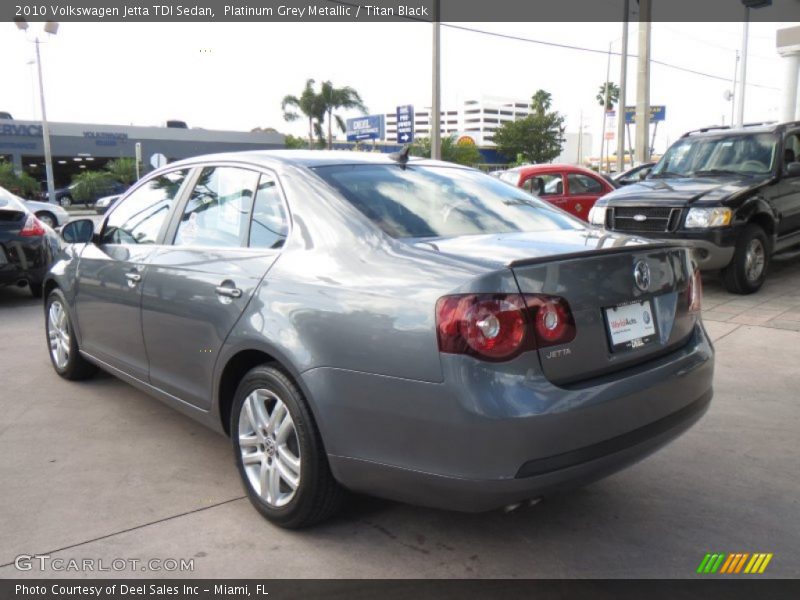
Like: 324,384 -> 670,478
20,214 -> 46,237
435,293 -> 576,362
687,267 -> 702,314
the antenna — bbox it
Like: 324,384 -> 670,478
389,145 -> 411,168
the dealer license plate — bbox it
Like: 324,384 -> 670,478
604,300 -> 657,352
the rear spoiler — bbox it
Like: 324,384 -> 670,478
507,243 -> 681,269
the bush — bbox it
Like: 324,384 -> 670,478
0,161 -> 41,198
71,170 -> 116,204
105,157 -> 138,184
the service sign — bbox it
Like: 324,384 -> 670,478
346,115 -> 384,142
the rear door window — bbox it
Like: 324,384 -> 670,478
248,174 -> 289,249
174,167 -> 259,248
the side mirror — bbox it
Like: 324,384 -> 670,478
61,218 -> 95,244
786,162 -> 800,178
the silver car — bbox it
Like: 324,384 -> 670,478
46,151 -> 714,528
0,186 -> 70,229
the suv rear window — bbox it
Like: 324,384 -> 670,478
313,164 -> 581,239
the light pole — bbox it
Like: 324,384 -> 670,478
616,0 -> 629,173
15,19 -> 59,205
736,1 -> 772,128
431,0 -> 441,160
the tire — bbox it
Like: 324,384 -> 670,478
231,365 -> 344,528
29,281 -> 43,298
60,196 -> 72,208
36,211 -> 56,228
722,224 -> 770,295
45,289 -> 97,380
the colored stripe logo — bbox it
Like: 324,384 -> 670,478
697,553 -> 773,574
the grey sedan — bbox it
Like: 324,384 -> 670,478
46,151 -> 714,528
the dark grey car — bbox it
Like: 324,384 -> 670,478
45,151 -> 714,528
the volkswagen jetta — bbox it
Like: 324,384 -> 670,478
45,151 -> 714,527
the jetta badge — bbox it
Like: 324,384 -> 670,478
633,214 -> 648,222
634,260 -> 651,291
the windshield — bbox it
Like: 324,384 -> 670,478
312,164 -> 583,239
651,133 -> 777,178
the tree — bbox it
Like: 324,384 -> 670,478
0,161 -> 40,198
596,81 -> 620,112
410,136 -> 483,166
319,81 -> 367,149
105,157 -> 138,184
71,170 -> 116,205
493,89 -> 565,164
281,79 -> 326,149
285,134 -> 314,150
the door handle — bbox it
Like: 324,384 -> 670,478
125,272 -> 142,286
215,285 -> 242,299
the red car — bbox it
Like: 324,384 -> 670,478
499,164 -> 615,221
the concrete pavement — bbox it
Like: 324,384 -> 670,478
0,272 -> 798,578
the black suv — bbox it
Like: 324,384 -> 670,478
589,122 -> 800,294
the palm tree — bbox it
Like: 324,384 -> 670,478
596,81 -> 620,112
282,79 -> 325,149
319,81 -> 367,149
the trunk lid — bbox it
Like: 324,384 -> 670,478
511,244 -> 695,385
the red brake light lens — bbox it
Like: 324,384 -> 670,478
436,293 -> 575,362
687,268 -> 702,313
20,214 -> 46,237
526,295 -> 577,346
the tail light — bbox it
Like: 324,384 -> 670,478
436,293 -> 576,362
687,267 -> 702,314
20,214 -> 46,237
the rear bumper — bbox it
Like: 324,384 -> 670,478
0,239 -> 49,286
330,390 -> 710,512
304,324 -> 714,512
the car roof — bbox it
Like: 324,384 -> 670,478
162,150 -> 458,171
510,164 -> 601,177
681,121 -> 800,138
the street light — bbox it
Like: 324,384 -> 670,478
15,18 -> 59,205
736,0 -> 772,128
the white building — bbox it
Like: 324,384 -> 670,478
383,96 -> 535,147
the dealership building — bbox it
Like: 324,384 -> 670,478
0,119 -> 285,188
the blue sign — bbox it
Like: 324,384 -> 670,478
0,123 -> 42,137
625,105 -> 666,124
346,115 -> 384,142
396,104 -> 414,144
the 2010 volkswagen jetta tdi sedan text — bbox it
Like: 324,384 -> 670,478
44,151 -> 714,528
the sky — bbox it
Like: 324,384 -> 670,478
1,20 -> 797,157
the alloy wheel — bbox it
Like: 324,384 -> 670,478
238,389 -> 302,508
744,238 -> 765,283
48,300 -> 70,370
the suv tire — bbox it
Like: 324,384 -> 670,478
722,223 -> 769,295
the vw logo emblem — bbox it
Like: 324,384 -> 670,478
634,260 -> 651,291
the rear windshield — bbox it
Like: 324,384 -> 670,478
312,164 -> 582,239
